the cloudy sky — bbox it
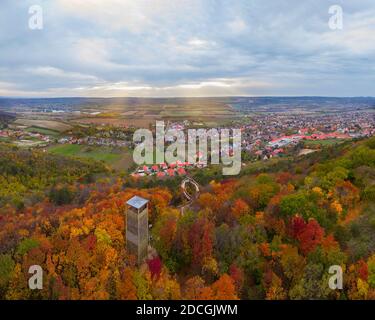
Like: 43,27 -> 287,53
0,0 -> 374,97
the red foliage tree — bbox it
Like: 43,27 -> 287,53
189,217 -> 214,270
147,256 -> 162,280
231,199 -> 250,220
229,264 -> 245,293
210,274 -> 238,300
357,260 -> 368,281
290,215 -> 306,238
290,216 -> 324,255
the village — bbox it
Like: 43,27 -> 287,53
131,160 -> 206,178
0,128 -> 52,147
1,109 -> 375,177
239,110 -> 375,160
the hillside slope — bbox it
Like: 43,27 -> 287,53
1,137 -> 375,299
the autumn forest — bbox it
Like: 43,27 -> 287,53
1,136 -> 375,300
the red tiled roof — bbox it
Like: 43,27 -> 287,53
177,168 -> 186,175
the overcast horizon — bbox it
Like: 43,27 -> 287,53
1,1 -> 375,98
1,95 -> 375,100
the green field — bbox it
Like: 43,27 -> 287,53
48,144 -> 130,166
303,139 -> 347,148
25,126 -> 60,136
48,144 -> 135,172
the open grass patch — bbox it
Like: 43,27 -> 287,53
48,144 -> 134,171
25,126 -> 60,136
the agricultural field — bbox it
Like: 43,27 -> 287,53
14,140 -> 48,148
71,117 -> 154,128
2,98 -> 241,130
24,126 -> 61,136
71,99 -> 239,128
13,119 -> 72,132
48,144 -> 134,171
0,136 -> 10,142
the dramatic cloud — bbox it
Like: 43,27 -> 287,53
0,0 -> 374,97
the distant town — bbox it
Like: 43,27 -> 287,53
0,97 -> 374,177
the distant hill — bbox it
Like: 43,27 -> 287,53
1,96 -> 374,118
226,96 -> 375,113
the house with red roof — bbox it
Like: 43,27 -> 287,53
167,169 -> 175,176
160,163 -> 168,170
298,128 -> 309,134
156,172 -> 166,178
177,168 -> 186,176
